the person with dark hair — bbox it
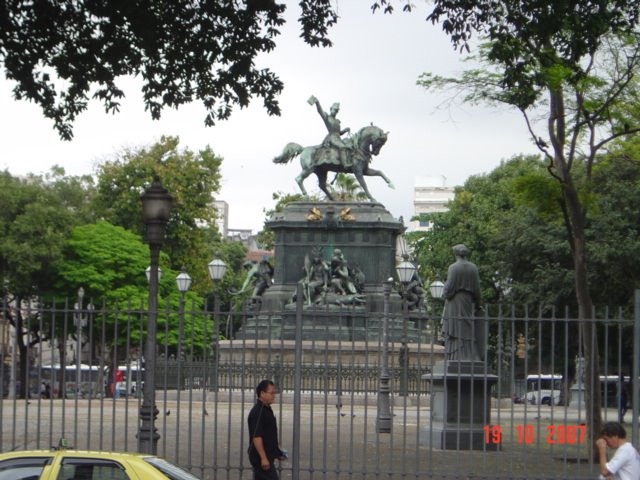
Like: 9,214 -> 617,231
617,375 -> 629,423
247,380 -> 286,480
596,421 -> 640,480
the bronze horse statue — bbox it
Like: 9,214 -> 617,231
273,125 -> 394,202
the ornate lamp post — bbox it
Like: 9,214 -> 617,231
396,254 -> 416,284
208,255 -> 227,392
429,280 -> 445,343
429,280 -> 445,300
396,255 -> 416,397
376,277 -> 394,433
176,267 -> 192,295
145,266 -> 163,283
139,176 -> 172,454
175,266 -> 191,436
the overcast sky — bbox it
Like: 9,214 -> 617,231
0,2 -> 539,233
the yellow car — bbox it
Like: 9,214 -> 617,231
0,444 -> 200,480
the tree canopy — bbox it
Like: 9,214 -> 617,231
0,1 -> 338,140
0,168 -> 95,298
94,135 -> 224,292
408,0 -> 640,453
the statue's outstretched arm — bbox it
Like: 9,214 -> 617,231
308,95 -> 328,121
240,264 -> 259,292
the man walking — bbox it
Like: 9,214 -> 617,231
247,380 -> 286,480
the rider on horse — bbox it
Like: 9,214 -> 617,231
273,97 -> 393,202
308,95 -> 353,167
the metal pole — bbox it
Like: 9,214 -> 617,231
632,289 -> 639,446
139,245 -> 160,454
376,279 -> 393,433
76,289 -> 83,397
400,296 -> 408,396
292,283 -> 303,479
213,291 -> 220,392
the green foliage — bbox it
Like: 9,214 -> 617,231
0,169 -> 95,298
55,221 -> 151,299
94,135 -> 223,294
409,151 -> 640,310
328,173 -> 368,201
587,148 -> 640,309
0,1 -> 338,140
409,155 -> 573,306
55,221 -> 207,354
414,2 -> 640,435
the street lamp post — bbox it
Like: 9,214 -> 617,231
376,277 -> 394,433
139,176 -> 172,454
208,256 -> 227,392
429,280 -> 445,343
175,266 -> 191,447
145,266 -> 163,283
396,254 -> 416,397
429,280 -> 445,300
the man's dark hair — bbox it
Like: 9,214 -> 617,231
601,421 -> 626,438
256,379 -> 274,398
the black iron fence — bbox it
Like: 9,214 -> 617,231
0,292 -> 639,479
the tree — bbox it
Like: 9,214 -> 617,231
406,0 -> 640,456
328,173 -> 368,201
55,221 -> 208,365
409,155 -> 575,305
411,151 -> 640,403
94,136 -> 223,295
0,1 -> 338,140
0,168 -> 95,397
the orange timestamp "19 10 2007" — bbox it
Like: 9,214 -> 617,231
483,425 -> 587,445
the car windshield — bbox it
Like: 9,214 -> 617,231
144,457 -> 200,480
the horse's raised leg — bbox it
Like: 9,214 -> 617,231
364,167 -> 395,189
317,170 -> 334,201
354,171 -> 376,202
296,168 -> 312,196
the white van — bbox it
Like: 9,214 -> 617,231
525,374 -> 562,405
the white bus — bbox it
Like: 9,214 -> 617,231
525,374 -> 563,405
39,364 -> 104,398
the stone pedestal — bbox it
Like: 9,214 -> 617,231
236,201 -> 430,343
421,360 -> 500,450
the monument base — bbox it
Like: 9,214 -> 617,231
421,360 -> 500,451
420,423 -> 498,450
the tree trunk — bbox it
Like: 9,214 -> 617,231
549,85 -> 602,460
561,177 -> 602,460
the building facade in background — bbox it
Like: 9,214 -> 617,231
212,200 -> 229,237
411,176 -> 455,232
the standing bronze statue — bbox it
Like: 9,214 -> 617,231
301,255 -> 329,305
442,244 -> 485,361
330,249 -> 357,295
273,96 -> 394,202
239,258 -> 274,299
398,255 -> 425,311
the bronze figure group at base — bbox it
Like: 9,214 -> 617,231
292,249 -> 366,307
